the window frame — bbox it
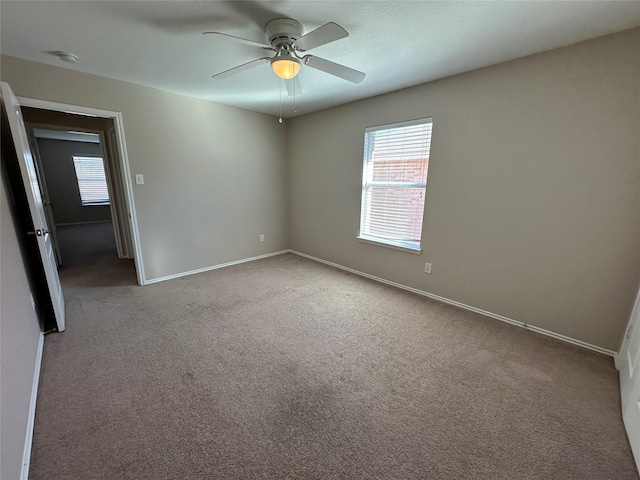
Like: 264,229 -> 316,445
72,155 -> 111,207
357,117 -> 433,254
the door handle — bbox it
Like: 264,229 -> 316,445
27,229 -> 50,236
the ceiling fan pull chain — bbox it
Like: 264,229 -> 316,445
279,79 -> 283,123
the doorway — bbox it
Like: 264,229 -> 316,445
27,123 -> 135,286
17,97 -> 145,286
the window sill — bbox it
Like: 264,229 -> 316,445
356,236 -> 422,255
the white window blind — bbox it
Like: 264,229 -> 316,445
359,118 -> 433,251
72,156 -> 110,206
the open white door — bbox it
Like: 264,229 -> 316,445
26,125 -> 63,266
618,284 -> 640,471
1,82 -> 66,331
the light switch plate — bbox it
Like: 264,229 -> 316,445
135,174 -> 144,185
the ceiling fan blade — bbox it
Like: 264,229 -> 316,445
212,57 -> 271,79
293,22 -> 348,51
285,77 -> 302,97
203,31 -> 272,50
304,55 -> 366,84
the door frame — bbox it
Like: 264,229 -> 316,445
18,96 -> 146,285
26,122 -> 130,260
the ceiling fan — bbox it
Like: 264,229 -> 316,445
204,18 -> 366,95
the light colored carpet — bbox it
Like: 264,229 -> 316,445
30,245 -> 637,479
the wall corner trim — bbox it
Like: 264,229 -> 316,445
143,250 -> 290,285
21,332 -> 44,480
289,249 -> 618,358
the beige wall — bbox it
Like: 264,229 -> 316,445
288,29 -> 640,351
36,138 -> 112,224
0,56 -> 289,281
1,170 -> 42,480
2,25 -> 637,480
2,29 -> 638,352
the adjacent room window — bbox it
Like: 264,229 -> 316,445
72,156 -> 110,206
358,118 -> 433,252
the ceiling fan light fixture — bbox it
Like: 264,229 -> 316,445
271,54 -> 301,80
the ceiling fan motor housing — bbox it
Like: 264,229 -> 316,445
266,18 -> 304,48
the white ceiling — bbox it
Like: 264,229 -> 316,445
2,1 -> 639,118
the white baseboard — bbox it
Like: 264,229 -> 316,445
144,250 -> 290,285
289,250 -> 617,358
21,332 -> 44,480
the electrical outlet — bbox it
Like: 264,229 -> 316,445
424,262 -> 432,274
259,234 -> 265,242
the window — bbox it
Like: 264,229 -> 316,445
358,118 -> 433,253
72,156 -> 110,206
